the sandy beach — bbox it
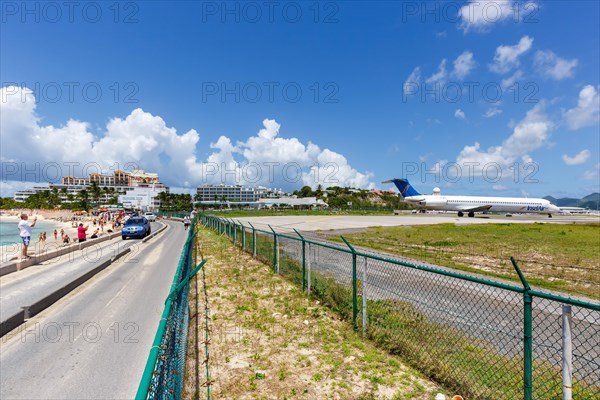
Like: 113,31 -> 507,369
0,210 -> 120,263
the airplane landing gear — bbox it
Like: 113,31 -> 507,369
457,211 -> 464,217
548,214 -> 553,218
468,212 -> 475,217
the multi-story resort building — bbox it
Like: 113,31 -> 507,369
195,184 -> 284,202
13,170 -> 167,206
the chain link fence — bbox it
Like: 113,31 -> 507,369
201,215 -> 600,400
136,217 -> 209,400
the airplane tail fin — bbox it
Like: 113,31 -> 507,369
383,179 -> 422,197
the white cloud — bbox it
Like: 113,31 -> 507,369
501,70 -> 523,89
583,164 -> 600,180
489,36 -> 534,74
564,85 -> 600,130
403,67 -> 421,95
425,59 -> 447,84
455,109 -> 466,119
0,181 -> 48,197
303,149 -> 374,189
452,51 -> 476,79
484,107 -> 502,118
456,103 -> 553,177
534,50 -> 577,80
459,1 -> 538,33
562,150 -> 591,166
427,160 -> 448,175
0,86 -> 375,192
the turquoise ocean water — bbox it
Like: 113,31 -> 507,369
0,220 -> 65,246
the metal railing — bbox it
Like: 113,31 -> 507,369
136,217 -> 208,400
158,211 -> 191,219
200,214 -> 600,400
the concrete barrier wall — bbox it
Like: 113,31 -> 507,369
0,243 -> 134,337
0,222 -> 164,277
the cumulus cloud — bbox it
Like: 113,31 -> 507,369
583,163 -> 600,180
403,67 -> 421,95
562,150 -> 591,166
484,107 -> 502,118
452,51 -> 476,79
563,85 -> 600,130
459,0 -> 538,33
455,109 -> 466,119
534,50 -> 578,80
0,86 -> 375,192
425,59 -> 448,84
500,70 -> 524,89
489,36 -> 534,74
456,103 -> 553,177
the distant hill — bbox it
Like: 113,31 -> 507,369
544,193 -> 600,210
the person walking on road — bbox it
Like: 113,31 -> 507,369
17,214 -> 37,260
183,216 -> 190,230
78,223 -> 89,243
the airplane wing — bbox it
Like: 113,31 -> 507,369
455,204 -> 493,212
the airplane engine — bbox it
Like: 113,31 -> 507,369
419,198 -> 447,208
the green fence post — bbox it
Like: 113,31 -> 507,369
512,257 -> 532,400
293,229 -> 306,292
232,220 -> 237,246
241,223 -> 245,251
249,222 -> 256,258
341,236 -> 358,332
268,225 -> 278,273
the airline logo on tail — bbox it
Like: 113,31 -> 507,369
385,179 -> 422,198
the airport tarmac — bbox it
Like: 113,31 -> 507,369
233,212 -> 600,232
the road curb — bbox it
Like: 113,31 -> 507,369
0,246 -> 131,338
1,231 -> 123,277
141,221 -> 167,243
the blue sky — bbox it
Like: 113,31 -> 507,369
1,1 -> 599,198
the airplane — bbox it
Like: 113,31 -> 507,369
383,178 -> 561,218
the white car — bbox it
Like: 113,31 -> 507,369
144,212 -> 157,222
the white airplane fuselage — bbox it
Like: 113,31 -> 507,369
404,194 -> 561,215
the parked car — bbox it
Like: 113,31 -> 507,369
144,212 -> 157,222
122,217 -> 151,239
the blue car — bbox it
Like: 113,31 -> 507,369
122,217 -> 151,240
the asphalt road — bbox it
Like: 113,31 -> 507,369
0,221 -> 162,322
0,220 -> 187,399
234,212 -> 600,232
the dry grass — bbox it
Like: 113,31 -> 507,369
184,228 -> 447,400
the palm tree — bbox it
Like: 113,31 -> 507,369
88,181 -> 101,206
77,189 -> 90,211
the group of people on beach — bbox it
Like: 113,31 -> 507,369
16,211 -> 125,260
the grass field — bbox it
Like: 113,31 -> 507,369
328,223 -> 600,299
198,222 -> 600,399
184,227 -> 444,399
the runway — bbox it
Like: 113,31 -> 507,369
230,212 -> 599,233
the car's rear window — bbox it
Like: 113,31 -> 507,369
125,218 -> 144,225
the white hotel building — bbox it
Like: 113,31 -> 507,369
195,184 -> 283,202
